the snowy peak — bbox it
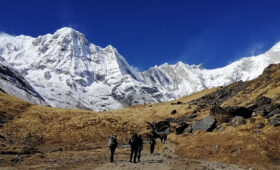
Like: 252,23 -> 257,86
1,27 -> 280,111
269,42 -> 280,53
0,27 -> 148,111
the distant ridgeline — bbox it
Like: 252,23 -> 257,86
1,27 -> 280,111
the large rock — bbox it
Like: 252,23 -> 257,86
266,108 -> 280,118
146,120 -> 170,134
269,115 -> 280,127
176,122 -> 190,135
192,116 -> 216,133
210,105 -> 251,123
256,96 -> 272,107
230,116 -> 246,127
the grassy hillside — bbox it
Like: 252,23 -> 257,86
0,64 -> 280,169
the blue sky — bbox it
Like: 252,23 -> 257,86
1,0 -> 280,70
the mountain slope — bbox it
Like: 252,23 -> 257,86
0,29 -> 165,111
0,64 -> 280,169
1,28 -> 280,111
140,43 -> 280,99
0,57 -> 46,105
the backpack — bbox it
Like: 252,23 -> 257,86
129,135 -> 137,145
108,136 -> 117,148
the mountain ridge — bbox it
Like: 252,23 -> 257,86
1,27 -> 280,111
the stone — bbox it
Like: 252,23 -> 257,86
192,116 -> 216,133
250,118 -> 256,123
165,117 -> 176,123
230,116 -> 246,127
210,105 -> 252,124
11,155 -> 22,163
184,125 -> 192,133
253,129 -> 263,135
146,120 -> 170,133
255,122 -> 265,129
216,126 -> 225,132
224,107 -> 252,118
268,115 -> 280,127
256,96 -> 272,106
266,108 -> 280,118
176,122 -> 189,135
230,147 -> 241,153
177,101 -> 183,104
171,110 -> 177,115
252,107 -> 268,117
211,144 -> 218,148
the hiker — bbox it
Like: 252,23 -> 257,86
160,133 -> 167,144
163,133 -> 167,144
129,133 -> 138,163
160,134 -> 164,143
108,134 -> 118,162
137,135 -> 143,162
149,137 -> 156,154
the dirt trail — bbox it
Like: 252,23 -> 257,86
88,143 -> 246,170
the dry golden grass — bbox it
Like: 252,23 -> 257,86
173,117 -> 280,169
0,64 -> 280,169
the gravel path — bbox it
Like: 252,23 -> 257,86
93,143 -> 246,170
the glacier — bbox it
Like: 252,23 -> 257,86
0,27 -> 280,111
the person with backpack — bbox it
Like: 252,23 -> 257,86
108,134 -> 118,162
163,133 -> 167,144
149,137 -> 156,154
137,135 -> 143,162
129,133 -> 138,163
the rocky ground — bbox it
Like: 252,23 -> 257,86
92,143 -> 247,170
0,142 -> 248,170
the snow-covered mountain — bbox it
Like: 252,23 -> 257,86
140,44 -> 280,99
0,56 -> 46,105
0,28 -> 164,111
0,27 -> 280,111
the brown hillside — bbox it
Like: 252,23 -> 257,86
0,64 -> 280,169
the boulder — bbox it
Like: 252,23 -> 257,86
224,107 -> 252,118
256,96 -> 272,107
216,126 -> 225,132
268,115 -> 280,127
177,101 -> 183,105
192,116 -> 216,133
251,112 -> 257,117
176,122 -> 189,135
146,120 -> 170,133
252,106 -> 270,117
171,110 -> 177,115
266,108 -> 280,118
11,155 -> 22,163
230,116 -> 246,127
165,117 -> 176,123
171,101 -> 183,105
184,126 -> 192,133
253,129 -> 263,135
255,122 -> 265,129
210,105 -> 252,124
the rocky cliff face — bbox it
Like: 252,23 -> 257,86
1,28 -> 280,111
0,28 -> 165,111
0,57 -> 46,105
